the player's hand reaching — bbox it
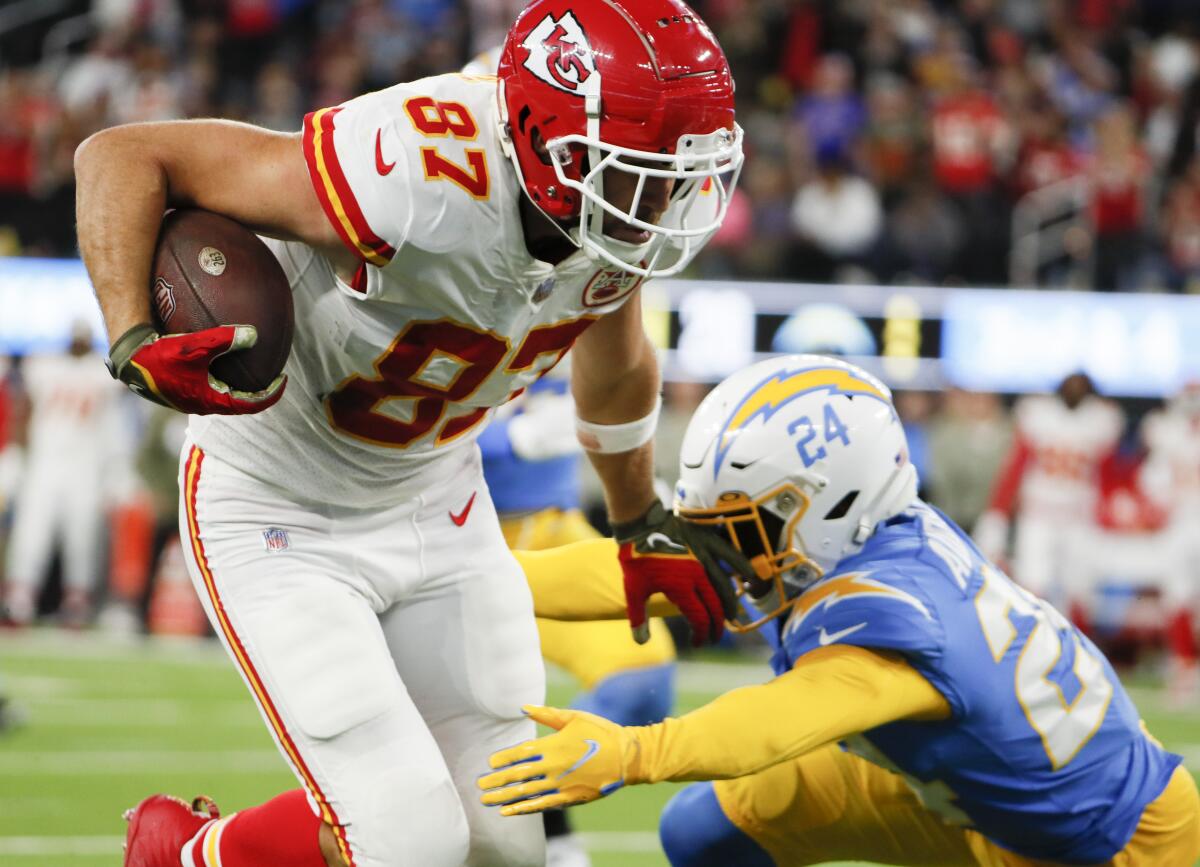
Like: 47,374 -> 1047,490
106,322 -> 286,415
479,705 -> 641,816
612,501 -> 753,646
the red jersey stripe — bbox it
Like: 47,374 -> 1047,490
302,107 -> 396,267
183,447 -> 357,867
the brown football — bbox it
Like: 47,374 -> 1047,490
150,208 -> 294,393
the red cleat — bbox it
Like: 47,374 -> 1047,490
124,795 -> 220,866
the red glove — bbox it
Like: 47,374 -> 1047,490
106,323 -> 286,415
612,502 -> 750,646
617,541 -> 726,647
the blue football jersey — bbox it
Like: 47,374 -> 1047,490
769,500 -> 1180,864
478,377 -> 580,514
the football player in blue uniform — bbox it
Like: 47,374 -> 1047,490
482,355 -> 1200,866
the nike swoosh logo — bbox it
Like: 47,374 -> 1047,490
560,739 -> 601,779
375,129 -> 395,176
449,492 -> 477,527
818,622 -> 868,646
645,532 -> 688,554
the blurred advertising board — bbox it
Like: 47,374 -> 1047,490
3,257 -> 1199,397
0,257 -> 106,353
939,289 -> 1200,397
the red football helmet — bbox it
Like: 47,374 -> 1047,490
497,0 -> 743,277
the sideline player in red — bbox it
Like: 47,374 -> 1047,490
973,372 -> 1124,622
73,2 -> 747,865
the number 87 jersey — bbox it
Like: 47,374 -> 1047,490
191,73 -> 699,508
772,501 -> 1181,864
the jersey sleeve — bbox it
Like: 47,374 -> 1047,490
632,645 -> 950,783
302,88 -> 414,268
304,76 -> 504,282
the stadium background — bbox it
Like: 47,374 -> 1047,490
3,0 -> 1200,864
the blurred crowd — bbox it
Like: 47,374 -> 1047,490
3,1 -> 1200,696
1,0 -> 1200,289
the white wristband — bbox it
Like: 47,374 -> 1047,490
576,396 -> 662,454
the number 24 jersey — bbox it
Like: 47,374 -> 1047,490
772,501 -> 1180,864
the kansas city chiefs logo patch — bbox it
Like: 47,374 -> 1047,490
582,267 -> 644,308
521,12 -> 596,95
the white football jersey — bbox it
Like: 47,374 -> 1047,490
1011,394 -> 1124,519
22,352 -> 125,469
190,74 -> 710,507
1141,408 -> 1200,514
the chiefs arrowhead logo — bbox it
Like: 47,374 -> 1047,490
582,266 -> 644,308
521,12 -> 596,95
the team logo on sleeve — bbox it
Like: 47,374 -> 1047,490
521,13 -> 596,95
582,267 -> 644,308
782,572 -> 931,641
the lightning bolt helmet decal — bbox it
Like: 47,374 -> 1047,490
713,365 -> 892,479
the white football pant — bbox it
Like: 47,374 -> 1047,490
5,456 -> 105,618
178,437 -> 545,867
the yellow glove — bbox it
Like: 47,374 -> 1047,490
478,705 -> 642,816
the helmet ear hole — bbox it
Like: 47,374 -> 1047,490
530,127 -> 553,165
823,490 -> 860,521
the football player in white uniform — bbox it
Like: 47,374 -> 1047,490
3,321 -> 129,628
73,2 -> 745,866
1141,382 -> 1200,701
974,373 -> 1124,621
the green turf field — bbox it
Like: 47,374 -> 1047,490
2,630 -> 1197,867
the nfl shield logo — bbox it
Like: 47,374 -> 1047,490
262,527 -> 290,553
153,276 -> 176,322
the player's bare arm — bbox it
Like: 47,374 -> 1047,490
570,292 -> 659,523
74,119 -> 353,345
572,297 -> 750,644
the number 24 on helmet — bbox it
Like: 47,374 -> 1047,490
675,356 -> 920,631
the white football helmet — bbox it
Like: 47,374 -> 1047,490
675,355 -> 919,630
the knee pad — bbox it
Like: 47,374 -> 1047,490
660,783 -> 774,867
349,773 -> 470,867
574,663 -> 676,726
463,810 -> 544,867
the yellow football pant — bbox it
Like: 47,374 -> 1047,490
501,508 -> 675,690
715,743 -> 1200,866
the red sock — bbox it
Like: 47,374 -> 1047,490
1068,599 -> 1093,638
1167,609 -> 1199,664
187,789 -> 333,867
